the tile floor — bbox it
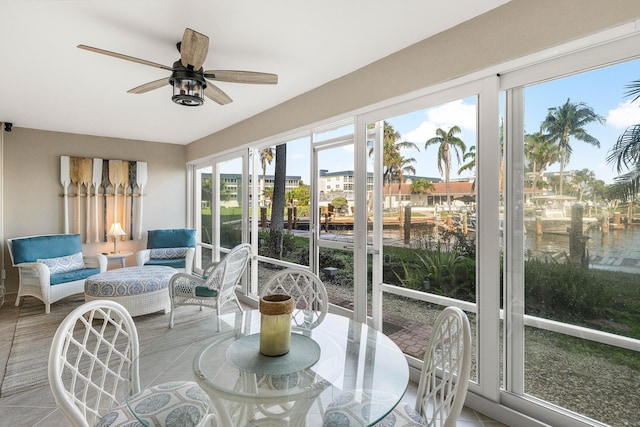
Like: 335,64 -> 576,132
0,294 -> 508,426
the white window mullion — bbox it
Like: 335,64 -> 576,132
503,87 -> 525,395
353,117 -> 370,324
475,75 -> 501,402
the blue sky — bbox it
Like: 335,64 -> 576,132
236,58 -> 640,187
392,58 -> 640,185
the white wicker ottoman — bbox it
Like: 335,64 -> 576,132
84,266 -> 176,317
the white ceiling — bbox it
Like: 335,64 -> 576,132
0,0 -> 510,145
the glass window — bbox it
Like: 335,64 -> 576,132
515,58 -> 640,426
373,96 -> 479,379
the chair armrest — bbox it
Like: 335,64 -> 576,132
15,261 -> 50,282
83,254 -> 107,272
136,249 -> 151,266
169,272 -> 205,298
14,262 -> 51,296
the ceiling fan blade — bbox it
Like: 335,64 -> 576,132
77,45 -> 173,71
204,70 -> 278,85
127,77 -> 171,94
204,83 -> 233,105
180,28 -> 209,70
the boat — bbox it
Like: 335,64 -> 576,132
524,195 -> 599,235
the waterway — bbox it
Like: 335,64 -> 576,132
302,221 -> 640,273
525,226 -> 640,258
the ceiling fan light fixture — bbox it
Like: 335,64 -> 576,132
171,77 -> 205,106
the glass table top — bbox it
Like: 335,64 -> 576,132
127,310 -> 409,426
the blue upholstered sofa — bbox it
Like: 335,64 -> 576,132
7,234 -> 107,313
136,229 -> 196,274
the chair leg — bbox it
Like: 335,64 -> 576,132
169,299 -> 175,328
234,296 -> 243,311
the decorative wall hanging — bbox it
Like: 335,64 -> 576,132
60,156 -> 147,242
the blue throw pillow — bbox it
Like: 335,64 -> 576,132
147,229 -> 196,249
38,252 -> 85,274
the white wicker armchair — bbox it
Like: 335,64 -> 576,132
168,243 -> 251,328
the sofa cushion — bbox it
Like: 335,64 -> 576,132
144,258 -> 186,269
38,252 -> 85,275
11,234 -> 83,264
50,268 -> 101,285
195,286 -> 218,298
149,247 -> 190,260
147,229 -> 196,249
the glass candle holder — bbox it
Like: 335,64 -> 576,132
259,294 -> 294,356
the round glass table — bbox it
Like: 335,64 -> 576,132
126,310 -> 409,426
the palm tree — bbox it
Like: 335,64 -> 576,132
573,168 -> 596,202
259,147 -> 274,206
541,98 -> 605,195
390,156 -> 416,208
425,126 -> 466,212
410,178 -> 435,205
268,144 -> 286,259
457,145 -> 475,175
524,131 -> 559,195
607,79 -> 640,176
370,122 -> 419,210
378,122 -> 419,185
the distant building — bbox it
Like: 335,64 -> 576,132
207,173 -> 302,208
319,170 -> 372,205
384,179 -> 474,208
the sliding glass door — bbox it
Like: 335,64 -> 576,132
192,152 -> 247,273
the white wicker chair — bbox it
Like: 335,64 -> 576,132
48,300 -> 213,427
169,243 -> 251,328
260,268 -> 329,331
242,268 -> 329,424
323,306 -> 472,427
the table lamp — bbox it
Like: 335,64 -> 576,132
108,222 -> 126,254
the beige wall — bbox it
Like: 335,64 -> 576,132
2,127 -> 187,293
187,0 -> 640,161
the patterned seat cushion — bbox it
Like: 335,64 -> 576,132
85,266 -> 175,297
149,247 -> 190,260
323,390 -> 425,427
96,381 -> 209,427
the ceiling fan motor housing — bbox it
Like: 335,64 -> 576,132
170,61 -> 207,106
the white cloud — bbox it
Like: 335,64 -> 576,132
426,99 -> 477,130
404,121 -> 439,144
402,99 -> 477,144
606,99 -> 640,128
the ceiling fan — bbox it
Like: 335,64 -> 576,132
78,28 -> 278,107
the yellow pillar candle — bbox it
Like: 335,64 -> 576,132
259,294 -> 294,356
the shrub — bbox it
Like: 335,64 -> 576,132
394,248 -> 476,301
524,257 -> 613,321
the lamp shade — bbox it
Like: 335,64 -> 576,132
108,222 -> 126,237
